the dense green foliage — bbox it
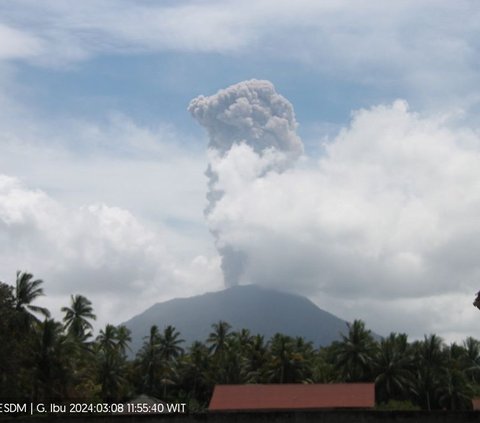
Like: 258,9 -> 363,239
0,271 -> 478,411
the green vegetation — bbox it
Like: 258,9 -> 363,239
0,271 -> 478,411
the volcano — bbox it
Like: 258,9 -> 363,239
122,284 -> 351,353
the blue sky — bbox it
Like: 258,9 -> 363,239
15,50 -> 384,158
1,0 -> 480,342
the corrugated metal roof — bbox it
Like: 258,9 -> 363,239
209,383 -> 375,411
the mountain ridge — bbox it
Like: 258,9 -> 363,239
122,284 -> 351,354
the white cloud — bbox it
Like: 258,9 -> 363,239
0,23 -> 43,60
0,0 -> 477,120
0,76 -> 221,329
0,0 -> 478,85
313,291 -> 479,343
0,102 -> 209,228
0,0 -> 479,342
0,0 -> 256,66
203,98 -> 480,340
0,175 -> 223,329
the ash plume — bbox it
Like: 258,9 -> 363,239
189,79 -> 303,287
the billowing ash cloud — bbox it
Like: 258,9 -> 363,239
188,79 -> 303,157
189,79 -> 303,287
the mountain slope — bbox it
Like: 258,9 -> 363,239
122,284 -> 350,354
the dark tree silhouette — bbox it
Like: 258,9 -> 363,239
62,294 -> 96,341
13,271 -> 50,330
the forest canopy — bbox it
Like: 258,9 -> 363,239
0,271 -> 479,412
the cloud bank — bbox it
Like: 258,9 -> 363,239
0,174 -> 222,327
192,80 -> 480,337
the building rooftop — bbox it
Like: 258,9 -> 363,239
208,383 -> 375,411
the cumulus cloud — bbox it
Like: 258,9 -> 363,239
0,174 -> 158,292
193,81 -> 480,338
189,79 -> 303,286
0,175 -> 222,327
0,66 -> 220,327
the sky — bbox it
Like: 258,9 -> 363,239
1,0 -> 480,344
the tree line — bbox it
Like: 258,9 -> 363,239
1,271 -> 479,411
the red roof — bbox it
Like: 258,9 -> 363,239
208,383 -> 375,411
472,398 -> 480,410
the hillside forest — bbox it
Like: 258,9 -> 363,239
1,271 -> 479,411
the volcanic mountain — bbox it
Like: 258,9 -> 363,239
122,284 -> 350,354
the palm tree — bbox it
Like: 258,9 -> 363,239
462,337 -> 480,384
95,324 -> 130,402
160,325 -> 184,361
136,325 -> 162,395
158,325 -> 184,399
97,348 -> 127,402
179,341 -> 211,405
32,319 -> 71,401
374,333 -> 414,404
58,296 -> 97,400
2,278 -> 54,399
235,328 -> 252,348
0,282 -> 21,397
218,334 -> 243,384
436,366 -> 472,410
268,333 -> 307,383
207,321 -> 234,384
207,321 -> 232,356
116,325 -> 132,357
61,294 -> 96,341
309,347 -> 338,383
431,343 -> 472,410
241,334 -> 270,383
411,334 -> 447,410
333,320 -> 377,382
97,324 -> 118,353
13,271 -> 50,330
